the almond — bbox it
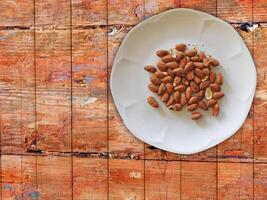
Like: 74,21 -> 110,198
185,61 -> 194,72
173,103 -> 182,111
161,92 -> 169,102
213,92 -> 224,100
207,99 -> 217,107
186,70 -> 194,81
185,49 -> 197,57
147,96 -> 159,108
175,43 -> 187,51
193,76 -> 202,85
179,57 -> 187,69
166,83 -> 174,94
144,65 -> 157,73
202,68 -> 210,76
203,58 -> 213,68
166,95 -> 174,107
191,112 -> 202,120
161,55 -> 175,63
198,51 -> 206,60
173,76 -> 181,86
205,87 -> 213,100
148,83 -> 159,93
182,77 -> 189,86
176,51 -> 184,60
150,76 -> 161,85
190,81 -> 200,93
174,91 -> 181,103
196,90 -> 205,100
176,84 -> 186,92
210,58 -> 220,67
190,56 -> 201,62
199,80 -> 210,90
198,100 -> 208,110
195,68 -> 205,79
187,104 -> 198,111
158,83 -> 166,95
189,96 -> 198,105
180,93 -> 187,106
161,76 -> 173,83
166,61 -> 179,69
185,87 -> 192,100
173,68 -> 186,76
157,60 -> 167,71
167,68 -> 175,78
156,50 -> 170,57
210,83 -> 221,92
212,103 -> 220,116
209,71 -> 216,83
216,72 -> 223,85
194,62 -> 204,69
154,70 -> 166,78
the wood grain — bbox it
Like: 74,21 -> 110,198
144,0 -> 180,18
253,0 -> 267,22
181,0 -> 216,16
254,163 -> 267,199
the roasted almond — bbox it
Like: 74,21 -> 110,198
179,57 -> 187,69
148,83 -> 159,93
173,103 -> 182,111
150,76 -> 161,85
213,92 -> 224,100
147,96 -> 159,108
176,84 -> 186,92
190,81 -> 200,93
180,93 -> 187,106
187,104 -> 198,111
194,62 -> 204,69
193,76 -> 202,85
167,68 -> 175,78
198,100 -> 208,110
207,99 -> 217,107
189,96 -> 198,105
158,83 -> 166,95
198,51 -> 206,60
190,56 -> 201,62
182,77 -> 189,86
173,68 -> 186,76
144,65 -> 157,73
196,90 -> 205,100
166,95 -> 175,107
174,91 -> 181,103
185,49 -> 197,57
210,83 -> 221,92
209,71 -> 216,83
156,50 -> 170,57
216,72 -> 223,85
212,103 -> 220,116
166,61 -> 179,69
195,68 -> 205,79
161,55 -> 175,63
186,70 -> 194,81
157,60 -> 167,71
199,80 -> 210,90
185,87 -> 192,100
175,43 -> 187,51
185,61 -> 194,72
209,58 -> 220,67
173,76 -> 181,86
191,112 -> 202,120
161,76 -> 173,83
176,51 -> 184,60
202,68 -> 210,76
154,70 -> 166,79
166,83 -> 174,94
161,92 -> 169,102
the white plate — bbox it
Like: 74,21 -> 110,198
110,8 -> 256,154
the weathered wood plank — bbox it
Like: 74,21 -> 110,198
36,156 -> 72,199
145,160 -> 180,199
72,0 -> 107,26
217,0 -> 252,23
253,0 -> 267,22
181,0 -> 216,16
218,162 -> 253,199
254,163 -> 267,199
108,0 -> 144,25
72,28 -> 107,153
0,0 -> 34,27
181,161 -> 217,199
253,27 -> 267,162
73,157 -> 107,200
109,159 -> 144,199
144,0 -> 180,18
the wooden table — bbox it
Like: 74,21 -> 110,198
0,0 -> 266,199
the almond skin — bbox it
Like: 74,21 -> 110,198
166,83 -> 174,94
150,76 -> 161,85
173,103 -> 182,111
158,83 -> 166,95
161,76 -> 173,83
198,51 -> 206,60
210,83 -> 221,92
182,77 -> 189,86
144,65 -> 157,73
180,93 -> 187,106
156,50 -> 169,57
193,76 -> 202,85
196,90 -> 205,100
174,91 -> 181,103
147,96 -> 159,108
199,80 -> 210,90
195,68 -> 205,79
207,99 -> 217,107
176,51 -> 184,60
210,58 -> 220,67
179,57 -> 187,69
161,92 -> 169,102
148,83 -> 159,93
185,61 -> 194,72
157,60 -> 167,71
212,103 -> 220,116
190,56 -> 201,62
185,49 -> 197,57
167,68 -> 175,78
198,100 -> 208,110
154,70 -> 166,79
189,96 -> 198,105
175,43 -> 187,51
173,68 -> 186,76
187,104 -> 198,111
190,81 -> 200,93
194,62 -> 204,69
202,68 -> 210,76
185,87 -> 192,100
173,76 -> 181,86
209,71 -> 216,83
186,70 -> 194,81
191,112 -> 202,120
166,95 -> 175,107
213,92 -> 224,100
166,61 -> 179,69
161,55 -> 175,63
176,84 -> 186,92
216,72 -> 223,85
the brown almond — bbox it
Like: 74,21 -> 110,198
187,104 -> 198,111
190,56 -> 201,62
157,60 -> 167,71
150,76 -> 161,85
167,68 -> 175,78
189,96 -> 198,105
209,71 -> 216,83
191,112 -> 202,120
194,62 -> 204,69
176,51 -> 184,60
154,70 -> 166,78
147,96 -> 159,108
179,57 -> 187,69
198,100 -> 208,110
216,72 -> 223,85
156,50 -> 169,57
195,68 -> 205,79
193,76 -> 202,85
173,103 -> 182,111
213,92 -> 224,100
175,43 -> 187,51
207,99 -> 217,107
203,58 -> 213,68
190,81 -> 200,93
186,70 -> 194,81
210,58 -> 220,67
212,103 -> 220,116
202,68 -> 210,76
176,84 -> 186,92
161,55 -> 175,63
166,95 -> 175,107
182,77 -> 189,86
173,76 -> 181,86
196,90 -> 205,100
180,93 -> 187,106
174,91 -> 181,103
185,49 -> 197,57
144,65 -> 157,73
158,83 -> 166,95
185,87 -> 192,100
166,61 -> 179,69
185,61 -> 194,72
166,83 -> 174,94
161,92 -> 169,102
210,83 -> 221,92
198,51 -> 206,60
199,80 -> 210,90
161,76 -> 173,83
173,68 -> 186,76
148,83 -> 159,93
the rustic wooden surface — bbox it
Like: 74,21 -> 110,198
0,0 -> 266,199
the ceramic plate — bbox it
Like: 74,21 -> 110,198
110,8 -> 256,154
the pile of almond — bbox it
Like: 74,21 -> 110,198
145,43 -> 224,120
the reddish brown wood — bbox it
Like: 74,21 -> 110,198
144,0 -> 180,18
181,0 -> 216,15
254,163 -> 267,199
253,0 -> 267,22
